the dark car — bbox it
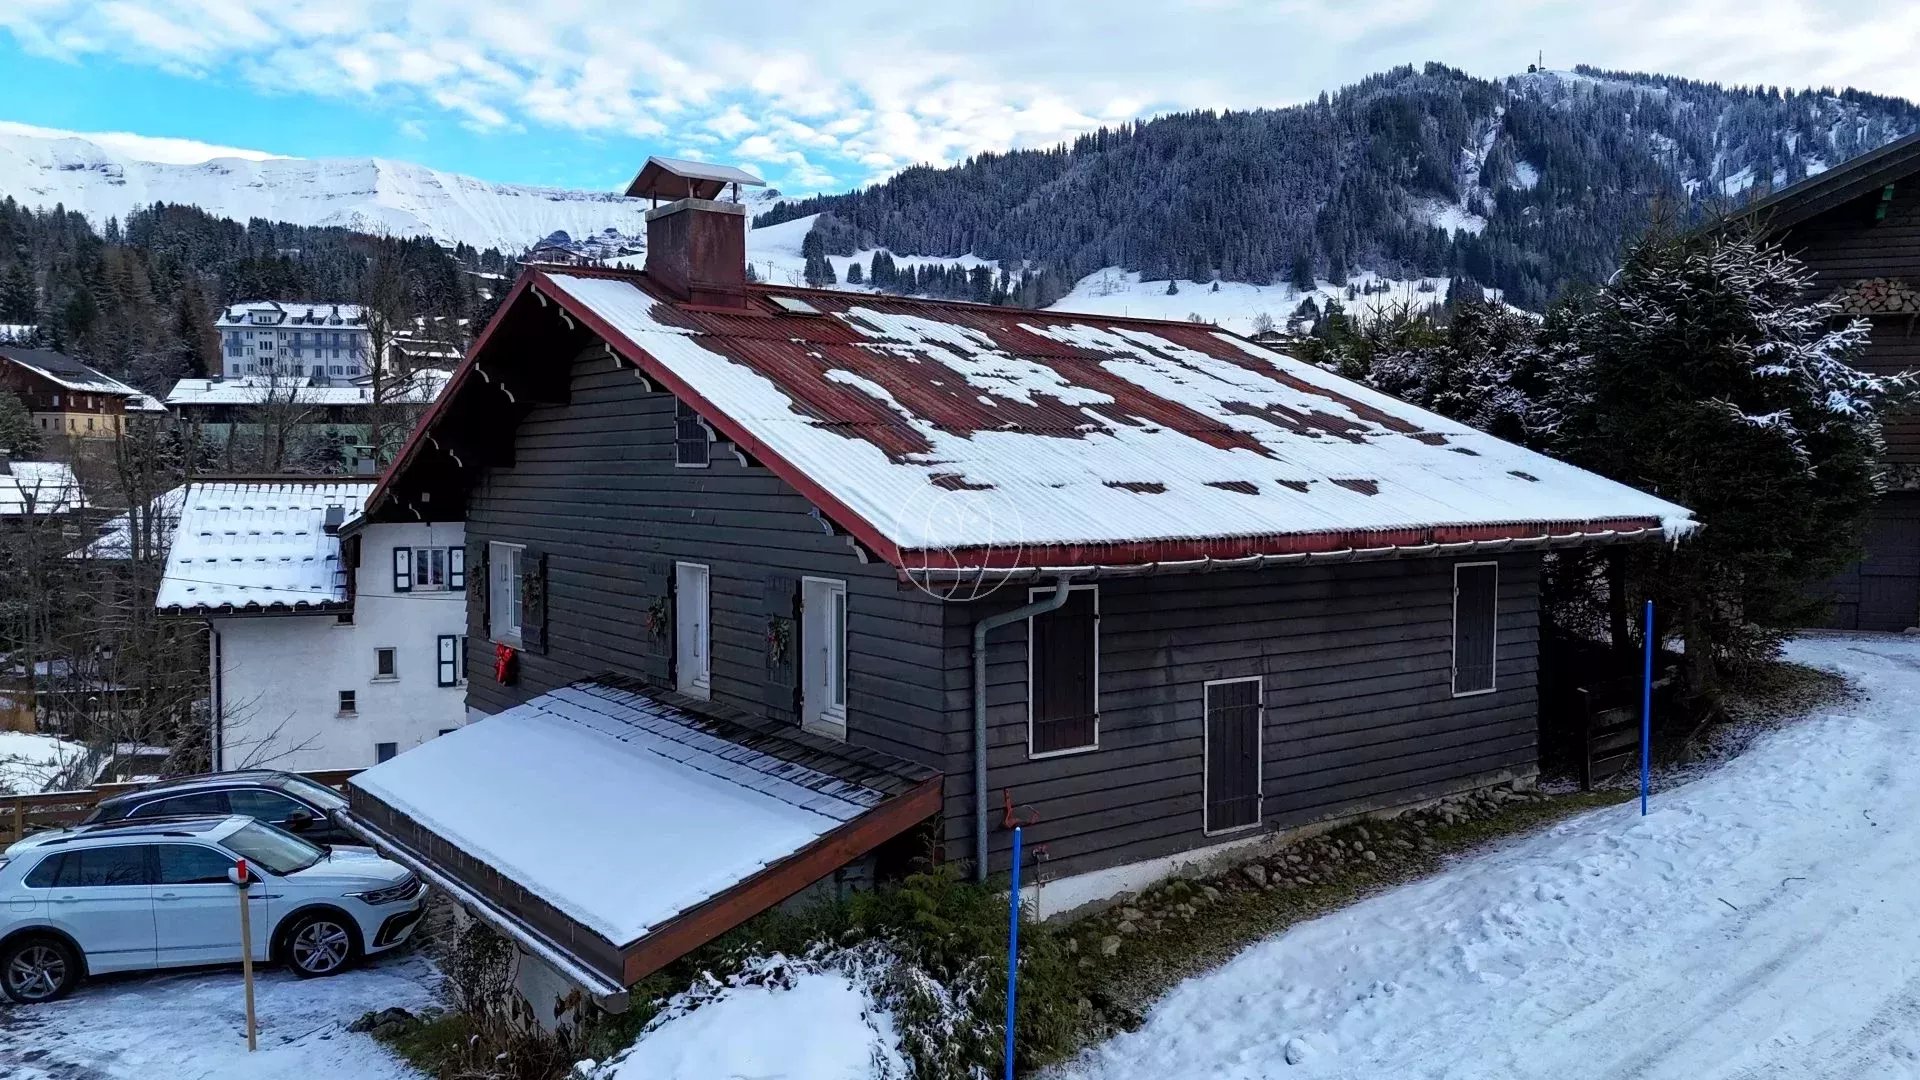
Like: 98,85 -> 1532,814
83,771 -> 357,847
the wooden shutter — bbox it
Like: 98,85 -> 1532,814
448,546 -> 465,590
1204,679 -> 1262,833
469,543 -> 488,638
763,573 -> 801,714
519,549 -> 548,653
1031,587 -> 1098,755
1452,562 -> 1499,695
437,635 -> 459,687
392,548 -> 411,593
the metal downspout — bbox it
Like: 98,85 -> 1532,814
972,576 -> 1074,882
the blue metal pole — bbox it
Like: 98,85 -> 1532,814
1004,826 -> 1023,1080
1641,599 -> 1654,816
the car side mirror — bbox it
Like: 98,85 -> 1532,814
284,810 -> 315,832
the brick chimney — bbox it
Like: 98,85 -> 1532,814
624,156 -> 766,309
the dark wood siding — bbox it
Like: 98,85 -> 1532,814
945,554 -> 1542,883
459,357 -> 951,777
1816,492 -> 1920,631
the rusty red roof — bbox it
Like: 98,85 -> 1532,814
371,267 -> 1694,572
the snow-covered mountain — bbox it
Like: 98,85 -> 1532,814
0,129 -> 681,254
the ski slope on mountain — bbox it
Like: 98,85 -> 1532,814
0,129 -> 665,253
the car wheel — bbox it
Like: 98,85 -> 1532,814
2,935 -> 80,1004
284,912 -> 360,978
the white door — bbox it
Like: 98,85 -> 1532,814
152,843 -> 269,966
30,844 -> 157,974
801,577 -> 848,737
675,562 -> 711,699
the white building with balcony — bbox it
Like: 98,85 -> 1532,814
217,302 -> 371,386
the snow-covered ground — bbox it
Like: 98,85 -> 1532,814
1043,268 -> 1489,337
0,951 -> 439,1080
1056,634 -> 1920,1080
0,730 -> 91,793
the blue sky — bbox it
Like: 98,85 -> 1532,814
3,0 -> 1917,195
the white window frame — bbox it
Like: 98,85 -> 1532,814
489,542 -> 524,647
338,690 -> 357,716
1202,676 -> 1265,836
801,576 -> 848,739
373,646 -> 398,682
1026,583 -> 1100,760
675,561 -> 712,699
674,398 -> 713,469
410,546 -> 457,592
1451,560 -> 1500,698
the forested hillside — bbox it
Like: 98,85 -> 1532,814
0,199 -> 494,395
760,64 -> 1920,310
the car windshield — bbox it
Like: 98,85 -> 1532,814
222,821 -> 325,876
276,775 -> 348,811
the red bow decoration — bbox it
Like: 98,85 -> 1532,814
494,643 -> 518,684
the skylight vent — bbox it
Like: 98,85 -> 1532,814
770,296 -> 823,316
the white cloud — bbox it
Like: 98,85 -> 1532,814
3,0 -> 1919,191
0,119 -> 282,163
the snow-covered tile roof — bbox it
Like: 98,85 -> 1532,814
351,680 -> 907,946
164,371 -> 450,407
78,484 -> 187,560
520,271 -> 1694,566
0,460 -> 86,517
0,346 -> 145,397
216,300 -> 367,328
157,480 -> 373,612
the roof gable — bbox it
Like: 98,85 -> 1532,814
157,480 -> 373,613
1732,130 -> 1920,234
0,347 -> 142,397
374,268 -> 1693,572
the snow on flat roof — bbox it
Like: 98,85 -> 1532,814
351,681 -> 885,946
538,272 -> 1696,558
157,480 -> 372,611
165,371 -> 449,407
0,461 -> 86,517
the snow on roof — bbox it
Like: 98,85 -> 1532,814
165,371 -> 450,407
0,346 -> 145,397
351,681 -> 893,946
157,480 -> 373,612
216,301 -> 367,328
0,460 -> 86,517
78,484 -> 187,561
522,271 -> 1694,566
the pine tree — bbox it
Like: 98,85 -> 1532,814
847,260 -> 865,285
0,390 -> 42,458
1165,278 -> 1179,296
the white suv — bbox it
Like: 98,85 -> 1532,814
0,814 -> 428,1003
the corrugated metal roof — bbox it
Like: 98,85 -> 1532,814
515,270 -> 1693,568
157,480 -> 373,612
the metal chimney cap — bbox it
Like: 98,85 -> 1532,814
625,156 -> 765,202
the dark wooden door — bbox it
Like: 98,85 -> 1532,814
1204,678 -> 1262,833
1856,496 -> 1920,632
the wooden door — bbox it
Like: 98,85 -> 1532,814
1204,677 -> 1262,834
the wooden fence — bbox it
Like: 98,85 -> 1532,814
0,769 -> 362,847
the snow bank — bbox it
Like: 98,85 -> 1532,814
1054,634 -> 1920,1079
0,730 -> 90,793
587,953 -> 907,1080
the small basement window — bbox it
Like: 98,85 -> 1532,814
338,690 -> 357,715
1029,584 -> 1099,756
675,399 -> 711,468
1452,562 -> 1499,696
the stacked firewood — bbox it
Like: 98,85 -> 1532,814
1831,277 -> 1920,314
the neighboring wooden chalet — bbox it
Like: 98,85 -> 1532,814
342,157 -> 1694,1007
1729,132 -> 1920,630
0,346 -> 157,439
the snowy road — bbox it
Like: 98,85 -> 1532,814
1058,635 -> 1920,1080
0,950 -> 438,1080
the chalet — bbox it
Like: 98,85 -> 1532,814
341,157 -> 1694,1009
0,346 -> 156,438
1729,132 -> 1920,631
155,480 -> 467,771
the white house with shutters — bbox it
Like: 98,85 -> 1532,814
156,480 -> 467,771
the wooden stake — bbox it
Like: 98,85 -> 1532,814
235,865 -> 258,1052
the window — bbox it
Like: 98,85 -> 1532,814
675,561 -> 711,698
376,742 -> 398,763
674,399 -> 710,467
375,647 -> 397,679
438,728 -> 456,736
801,577 -> 848,738
489,542 -> 524,644
437,635 -> 462,687
338,690 -> 357,715
228,789 -> 308,824
1204,678 -> 1263,834
397,546 -> 462,593
156,844 -> 237,885
1029,584 -> 1099,756
1452,562 -> 1499,696
132,791 -> 228,818
336,611 -> 354,626
30,845 -> 155,888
